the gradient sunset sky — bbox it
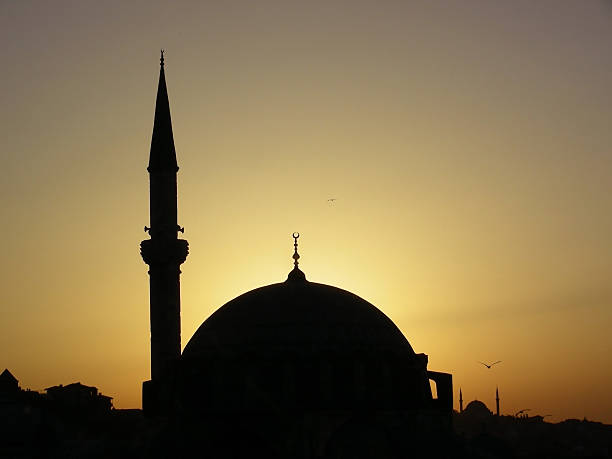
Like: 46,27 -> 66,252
1,0 -> 611,423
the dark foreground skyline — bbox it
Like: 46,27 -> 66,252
2,368 -> 611,458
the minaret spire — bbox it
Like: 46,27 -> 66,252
496,386 -> 500,416
141,53 -> 188,414
459,387 -> 463,413
148,49 -> 178,174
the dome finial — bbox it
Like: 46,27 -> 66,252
160,49 -> 165,67
292,232 -> 300,268
286,232 -> 306,282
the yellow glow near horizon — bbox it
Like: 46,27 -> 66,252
0,0 -> 611,424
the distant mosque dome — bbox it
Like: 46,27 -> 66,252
179,266 -> 432,413
464,400 -> 493,418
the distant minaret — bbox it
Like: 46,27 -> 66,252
459,388 -> 463,413
496,386 -> 500,416
140,51 -> 189,413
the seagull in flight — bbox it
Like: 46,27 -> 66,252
478,360 -> 502,369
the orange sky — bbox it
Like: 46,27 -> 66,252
1,1 -> 611,423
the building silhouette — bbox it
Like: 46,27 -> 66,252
45,382 -> 113,413
0,370 -> 118,458
453,397 -> 612,459
0,369 -> 19,395
140,52 -> 453,457
462,400 -> 493,419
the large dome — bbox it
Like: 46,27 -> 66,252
182,269 -> 415,359
178,269 -> 432,414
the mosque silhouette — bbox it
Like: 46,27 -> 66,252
140,52 -> 453,457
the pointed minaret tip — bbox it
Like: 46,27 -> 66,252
148,51 -> 178,173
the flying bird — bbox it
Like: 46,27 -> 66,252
478,360 -> 502,369
327,198 -> 337,203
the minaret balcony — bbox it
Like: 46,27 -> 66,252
140,239 -> 189,266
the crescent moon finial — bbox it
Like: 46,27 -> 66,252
292,232 -> 300,268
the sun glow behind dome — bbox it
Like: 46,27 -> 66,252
0,0 -> 610,424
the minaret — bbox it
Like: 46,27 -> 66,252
140,51 -> 189,414
496,386 -> 500,416
459,388 -> 463,413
